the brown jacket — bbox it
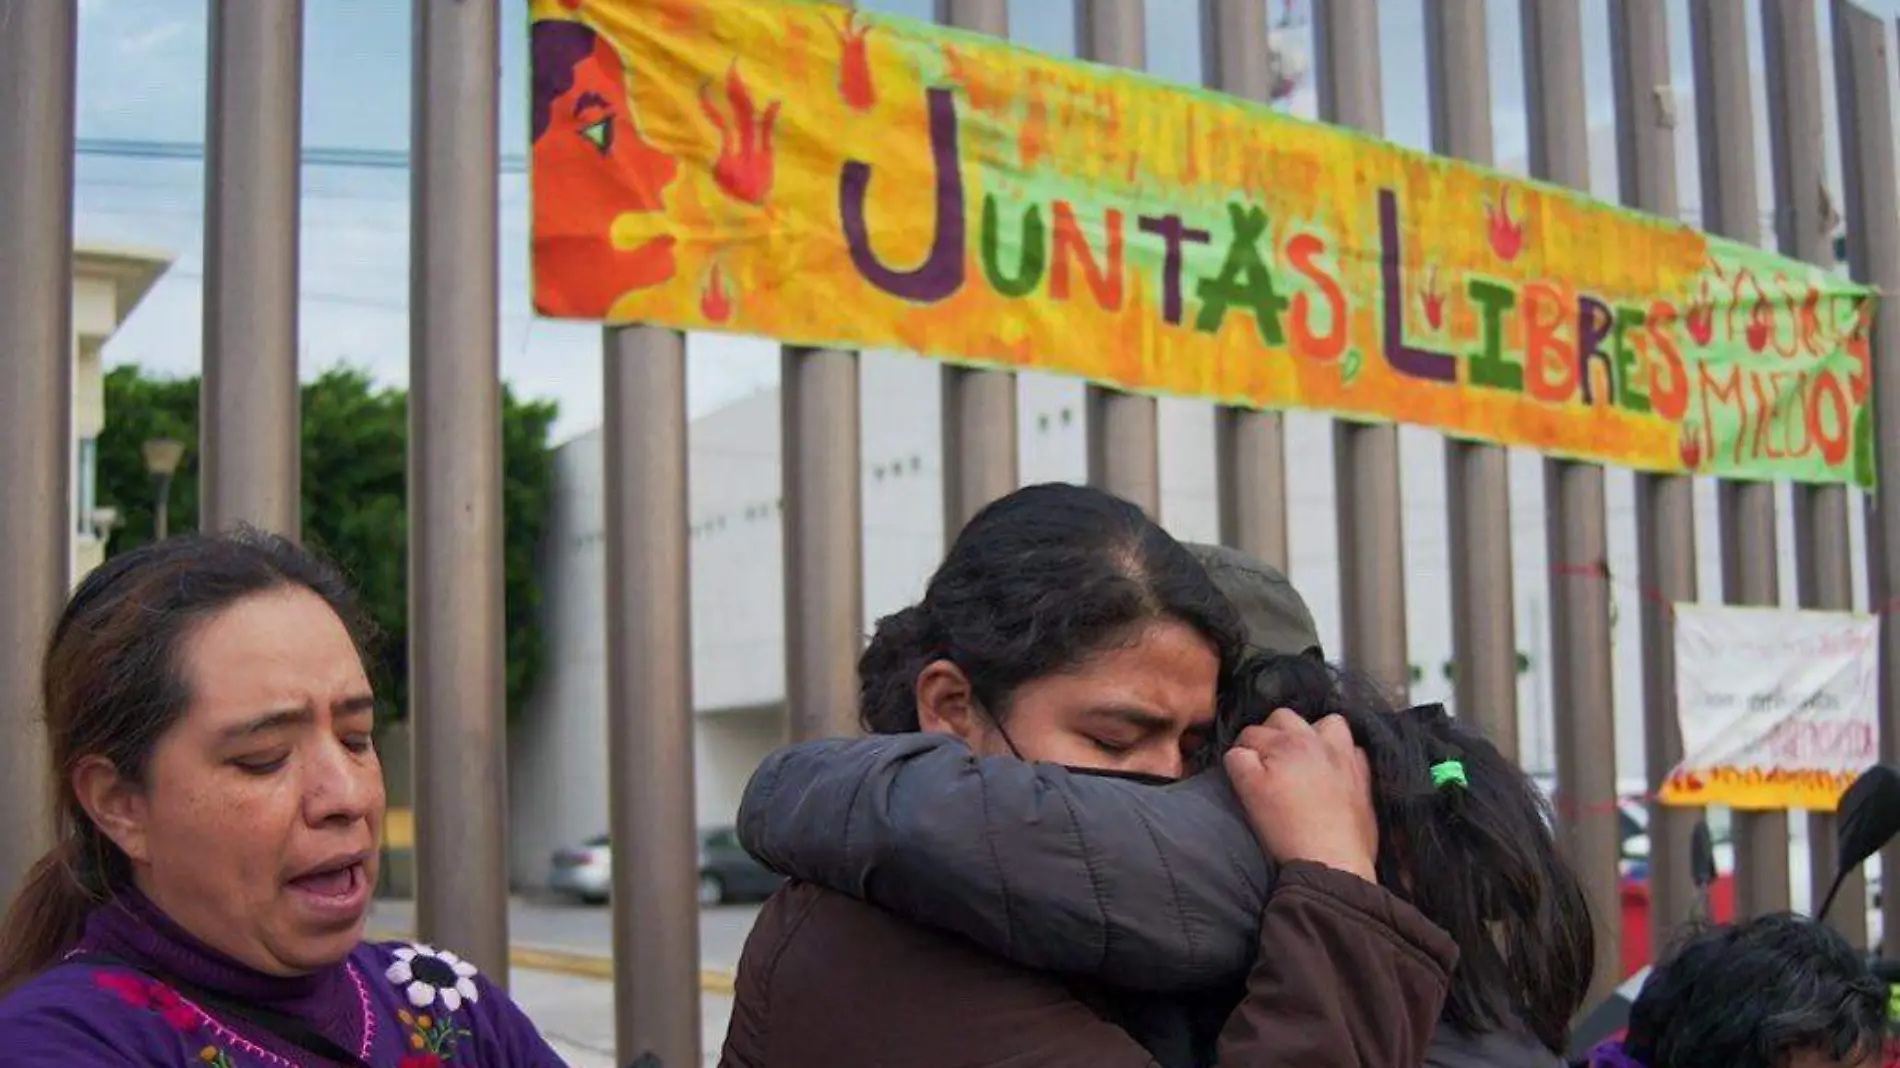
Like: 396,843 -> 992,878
719,862 -> 1459,1068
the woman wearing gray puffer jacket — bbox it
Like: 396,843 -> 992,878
739,651 -> 1594,1068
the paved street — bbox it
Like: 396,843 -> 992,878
369,894 -> 760,1066
370,892 -> 762,972
508,968 -> 733,1068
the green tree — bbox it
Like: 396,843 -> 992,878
97,365 -> 558,721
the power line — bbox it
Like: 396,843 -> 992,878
79,135 -> 1815,233
76,136 -> 530,174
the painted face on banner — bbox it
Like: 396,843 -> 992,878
531,20 -> 679,316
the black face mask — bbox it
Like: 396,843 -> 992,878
1059,765 -> 1180,787
988,715 -> 1181,788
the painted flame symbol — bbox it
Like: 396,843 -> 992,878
701,264 -> 734,323
1746,297 -> 1772,353
1486,188 -> 1523,262
835,11 -> 875,111
1686,291 -> 1716,347
700,63 -> 780,207
944,45 -> 1004,112
1422,266 -> 1446,330
1678,420 -> 1704,471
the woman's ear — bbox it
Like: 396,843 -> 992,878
71,755 -> 151,867
915,659 -> 985,745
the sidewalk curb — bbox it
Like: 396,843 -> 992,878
368,929 -> 737,995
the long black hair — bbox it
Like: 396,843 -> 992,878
1220,655 -> 1596,1055
859,482 -> 1245,733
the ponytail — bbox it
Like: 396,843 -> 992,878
1226,656 -> 1595,1054
0,823 -> 114,994
1399,717 -> 1595,1054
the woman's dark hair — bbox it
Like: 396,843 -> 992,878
859,482 -> 1245,734
532,19 -> 604,143
0,527 -> 375,992
1624,912 -> 1887,1068
1222,655 -> 1596,1055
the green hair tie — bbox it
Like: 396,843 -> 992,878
1430,760 -> 1468,790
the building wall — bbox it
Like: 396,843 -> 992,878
509,435 -> 609,889
693,712 -> 786,833
688,388 -> 788,714
511,351 -> 951,887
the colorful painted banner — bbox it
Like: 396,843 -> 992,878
1661,604 -> 1879,812
528,0 -> 1878,486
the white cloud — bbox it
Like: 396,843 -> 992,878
117,19 -> 185,57
75,0 -> 203,136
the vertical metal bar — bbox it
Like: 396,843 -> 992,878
937,0 -> 1017,542
1835,0 -> 1900,956
1424,0 -> 1517,756
1425,0 -> 1495,164
1764,0 -> 1865,946
783,0 -> 863,745
940,367 -> 1018,542
1521,0 -> 1620,1008
1610,0 -> 1703,960
1689,0 -> 1790,921
409,0 -> 508,983
1314,0 -> 1409,692
0,0 -> 75,904
1076,0 -> 1160,516
1204,0 -> 1288,569
603,327 -> 700,1066
782,338 -> 862,742
202,0 -> 302,537
1214,413 -> 1288,568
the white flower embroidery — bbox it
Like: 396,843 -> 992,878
385,943 -> 481,1012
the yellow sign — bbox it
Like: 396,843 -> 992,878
530,0 -> 1877,485
1660,767 -> 1861,813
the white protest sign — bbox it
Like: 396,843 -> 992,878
1661,603 -> 1879,812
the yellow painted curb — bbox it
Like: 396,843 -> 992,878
367,928 -> 736,995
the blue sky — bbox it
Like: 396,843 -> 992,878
73,0 -> 1897,439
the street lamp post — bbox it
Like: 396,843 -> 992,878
142,437 -> 186,540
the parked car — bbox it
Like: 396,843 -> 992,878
548,826 -> 786,906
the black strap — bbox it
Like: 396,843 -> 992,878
69,952 -> 376,1068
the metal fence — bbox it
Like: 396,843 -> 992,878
3,1 -> 1900,1064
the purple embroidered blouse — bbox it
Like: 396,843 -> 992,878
0,888 -> 566,1067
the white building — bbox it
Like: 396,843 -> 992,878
507,344 -> 1866,890
71,244 -> 174,583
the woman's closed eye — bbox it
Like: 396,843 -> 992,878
231,751 -> 290,776
232,734 -> 374,775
